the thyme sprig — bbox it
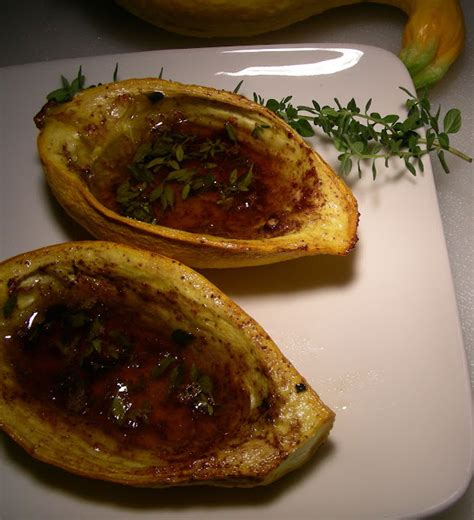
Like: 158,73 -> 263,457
254,89 -> 471,178
46,64 -> 119,103
46,67 -> 86,103
45,68 -> 470,179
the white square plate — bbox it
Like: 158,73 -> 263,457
0,44 -> 472,519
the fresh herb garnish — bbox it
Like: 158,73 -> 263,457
233,80 -> 244,94
91,338 -> 102,353
253,94 -> 315,138
188,364 -> 215,415
161,184 -> 175,211
109,330 -> 132,350
113,63 -> 119,82
218,164 -> 254,204
125,401 -> 152,425
153,357 -> 215,416
66,310 -> 90,328
45,68 -> 470,179
110,394 -> 129,424
46,67 -> 86,103
224,121 -> 238,143
152,354 -> 176,378
116,126 -> 255,222
24,304 -> 133,367
251,123 -> 270,138
168,363 -> 185,390
110,392 -> 151,427
254,88 -> 471,178
116,181 -> 156,223
45,64 -> 120,103
3,293 -> 17,318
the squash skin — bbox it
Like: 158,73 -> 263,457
35,78 -> 358,269
0,241 -> 335,487
397,0 -> 465,88
115,0 -> 465,88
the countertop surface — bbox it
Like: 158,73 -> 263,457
1,1 -> 472,518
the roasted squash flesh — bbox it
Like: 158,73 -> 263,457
0,242 -> 335,487
35,78 -> 358,268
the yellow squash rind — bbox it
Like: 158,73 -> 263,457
0,241 -> 334,487
35,78 -> 358,268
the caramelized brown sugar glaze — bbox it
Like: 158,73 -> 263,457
84,93 -> 320,239
4,268 -> 252,460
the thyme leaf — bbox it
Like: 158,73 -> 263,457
46,68 -> 470,178
152,354 -> 176,378
3,293 -> 17,318
189,364 -> 215,415
117,126 -> 255,222
254,88 -> 471,177
218,164 -> 254,202
113,63 -> 119,82
168,363 -> 185,391
224,122 -> 238,143
233,80 -> 244,94
110,395 -> 129,424
46,67 -> 85,103
251,123 -> 270,138
45,63 -> 119,103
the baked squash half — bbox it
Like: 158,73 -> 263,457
35,78 -> 358,268
0,241 -> 335,487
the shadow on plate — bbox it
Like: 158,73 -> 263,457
202,251 -> 357,297
1,432 -> 335,509
41,176 -> 358,296
42,179 -> 94,242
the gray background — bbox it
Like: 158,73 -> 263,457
1,1 -> 472,518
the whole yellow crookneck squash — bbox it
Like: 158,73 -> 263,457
115,0 -> 465,88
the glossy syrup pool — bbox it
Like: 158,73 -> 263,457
6,300 -> 248,457
86,117 -> 316,239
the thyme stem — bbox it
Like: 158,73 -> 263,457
254,88 -> 471,178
